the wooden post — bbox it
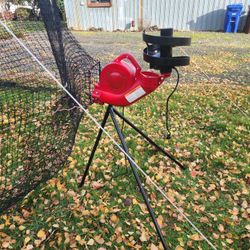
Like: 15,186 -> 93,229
139,0 -> 143,30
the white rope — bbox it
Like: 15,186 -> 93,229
0,19 -> 217,250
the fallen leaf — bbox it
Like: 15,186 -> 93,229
151,243 -> 158,250
242,200 -> 248,209
26,245 -> 34,250
92,181 -> 104,190
34,239 -> 42,247
140,231 -> 148,242
218,224 -> 224,232
213,233 -> 219,239
2,242 -> 10,248
75,235 -> 81,242
76,235 -> 85,246
24,237 -> 31,245
199,217 -> 209,223
94,235 -> 104,244
226,238 -> 233,244
19,225 -> 25,231
37,229 -> 46,240
190,233 -> 202,241
124,198 -> 132,206
110,214 -> 119,224
175,246 -> 184,250
190,170 -> 198,177
87,238 -> 94,246
157,215 -> 164,228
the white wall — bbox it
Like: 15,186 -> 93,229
64,0 -> 249,31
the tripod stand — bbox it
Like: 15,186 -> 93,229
79,105 -> 185,249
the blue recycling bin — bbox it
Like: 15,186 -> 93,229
224,4 -> 243,33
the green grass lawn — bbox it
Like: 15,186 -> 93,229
0,31 -> 249,249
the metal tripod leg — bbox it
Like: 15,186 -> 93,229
79,105 -> 111,187
113,108 -> 185,170
109,106 -> 168,250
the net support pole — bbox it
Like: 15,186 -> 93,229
79,105 -> 111,187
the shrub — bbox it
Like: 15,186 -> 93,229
14,8 -> 31,21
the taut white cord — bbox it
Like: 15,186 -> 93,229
0,19 -> 217,250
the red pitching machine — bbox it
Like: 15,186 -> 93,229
92,53 -> 170,106
92,28 -> 190,107
80,28 -> 191,250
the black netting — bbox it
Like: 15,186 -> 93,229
0,0 -> 100,212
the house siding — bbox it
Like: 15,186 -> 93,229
64,0 -> 249,31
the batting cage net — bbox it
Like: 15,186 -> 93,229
0,0 -> 100,212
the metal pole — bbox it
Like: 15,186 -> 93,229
113,108 -> 185,170
79,105 -> 111,187
109,107 -> 168,249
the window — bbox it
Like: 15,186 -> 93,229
87,0 -> 112,8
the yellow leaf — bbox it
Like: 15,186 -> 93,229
76,235 -> 85,246
110,214 -> 119,224
151,243 -> 158,250
139,231 -> 148,242
190,233 -> 202,241
34,240 -> 42,247
37,229 -> 46,240
157,215 -> 164,228
82,210 -> 90,216
242,200 -> 248,209
226,239 -> 233,244
94,235 -> 104,244
76,235 -> 82,242
175,246 -> 184,250
87,238 -> 94,246
19,225 -> 25,231
24,236 -> 31,245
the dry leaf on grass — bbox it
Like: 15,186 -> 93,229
110,214 -> 119,223
92,181 -> 104,190
218,224 -> 224,233
139,231 -> 148,242
94,235 -> 105,244
190,233 -> 203,241
151,243 -> 158,250
87,238 -> 95,245
37,229 -> 46,240
175,246 -> 184,250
